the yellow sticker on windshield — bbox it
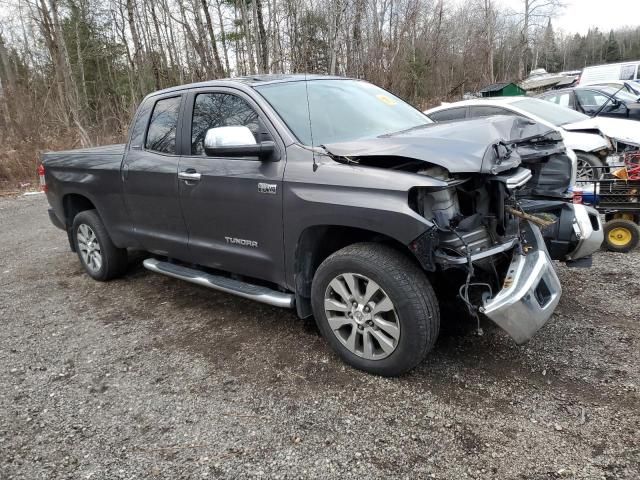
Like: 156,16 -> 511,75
376,94 -> 397,106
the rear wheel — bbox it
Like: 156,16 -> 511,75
311,243 -> 440,377
603,219 -> 640,253
576,152 -> 604,180
72,210 -> 128,281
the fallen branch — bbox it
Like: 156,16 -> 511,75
506,206 -> 557,228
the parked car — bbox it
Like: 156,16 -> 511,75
424,97 -> 640,179
578,61 -> 640,85
41,75 -> 602,377
580,80 -> 640,97
537,86 -> 640,121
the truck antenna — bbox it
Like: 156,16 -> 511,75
304,72 -> 318,172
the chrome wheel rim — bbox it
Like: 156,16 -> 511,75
324,273 -> 400,360
576,158 -> 595,181
77,224 -> 102,272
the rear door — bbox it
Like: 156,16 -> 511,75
177,88 -> 286,285
122,94 -> 189,256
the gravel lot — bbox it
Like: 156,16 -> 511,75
1,194 -> 639,480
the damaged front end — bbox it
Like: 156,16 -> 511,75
405,166 -> 561,343
323,116 -> 570,343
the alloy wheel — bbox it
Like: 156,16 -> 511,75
324,273 -> 400,360
77,224 -> 103,272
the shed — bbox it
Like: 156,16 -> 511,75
479,82 -> 525,97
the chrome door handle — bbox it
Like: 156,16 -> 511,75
178,171 -> 201,181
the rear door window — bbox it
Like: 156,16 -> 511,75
543,92 -> 572,107
468,106 -> 513,117
145,96 -> 181,154
427,107 -> 467,122
620,64 -> 636,81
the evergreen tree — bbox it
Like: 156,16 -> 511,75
605,30 -> 622,62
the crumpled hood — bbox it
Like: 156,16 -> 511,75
323,115 -> 563,174
563,117 -> 640,146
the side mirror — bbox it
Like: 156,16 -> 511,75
204,126 -> 275,160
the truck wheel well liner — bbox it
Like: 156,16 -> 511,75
293,225 -> 419,318
63,194 -> 97,252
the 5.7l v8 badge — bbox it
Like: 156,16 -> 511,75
258,183 -> 277,194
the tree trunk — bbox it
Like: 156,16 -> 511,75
201,0 -> 225,77
215,0 -> 231,75
255,0 -> 269,73
126,0 -> 145,97
239,0 -> 256,75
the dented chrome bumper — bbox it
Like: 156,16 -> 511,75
481,222 -> 562,344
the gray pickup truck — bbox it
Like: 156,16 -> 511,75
42,75 -> 603,376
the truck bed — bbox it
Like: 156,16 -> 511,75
43,144 -> 126,161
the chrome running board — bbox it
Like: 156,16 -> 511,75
143,258 -> 295,309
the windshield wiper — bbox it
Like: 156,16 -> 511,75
380,123 -> 432,137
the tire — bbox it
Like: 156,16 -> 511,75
603,219 -> 640,253
311,242 -> 440,377
72,210 -> 128,281
576,152 -> 604,180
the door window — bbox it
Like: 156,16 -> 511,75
620,64 -> 636,81
145,96 -> 181,154
544,93 -> 571,107
575,90 -> 610,110
427,107 -> 467,122
468,106 -> 513,117
191,93 -> 260,155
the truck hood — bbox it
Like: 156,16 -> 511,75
323,116 -> 564,175
563,117 -> 640,147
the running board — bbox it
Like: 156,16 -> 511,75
143,258 -> 295,309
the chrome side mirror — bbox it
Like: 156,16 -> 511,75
203,126 -> 275,160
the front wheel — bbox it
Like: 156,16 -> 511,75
576,152 -> 604,180
311,243 -> 440,377
72,210 -> 128,281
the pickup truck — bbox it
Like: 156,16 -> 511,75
41,75 -> 603,376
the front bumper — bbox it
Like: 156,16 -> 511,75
480,221 -> 562,344
567,204 -> 603,260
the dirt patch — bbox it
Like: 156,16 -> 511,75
1,195 -> 639,479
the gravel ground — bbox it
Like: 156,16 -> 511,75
1,194 -> 639,480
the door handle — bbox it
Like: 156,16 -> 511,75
178,170 -> 201,182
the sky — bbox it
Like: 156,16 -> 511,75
499,0 -> 640,35
0,0 -> 638,36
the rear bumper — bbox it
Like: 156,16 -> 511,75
480,221 -> 562,344
48,208 -> 65,230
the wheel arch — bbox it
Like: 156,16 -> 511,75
292,225 -> 419,318
62,193 -> 98,252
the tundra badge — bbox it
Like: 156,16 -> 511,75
258,183 -> 277,194
225,237 -> 258,248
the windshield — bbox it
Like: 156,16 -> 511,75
255,79 -> 430,145
512,98 -> 589,126
597,86 -> 640,102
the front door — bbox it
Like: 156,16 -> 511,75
178,89 -> 286,286
122,94 -> 189,256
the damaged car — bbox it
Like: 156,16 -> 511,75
41,75 -> 602,376
424,97 -> 639,179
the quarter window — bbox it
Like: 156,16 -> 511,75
145,96 -> 181,154
191,93 -> 260,155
